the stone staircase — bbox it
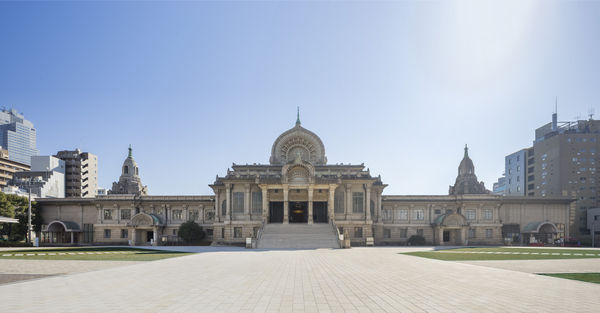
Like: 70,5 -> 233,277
257,223 -> 339,249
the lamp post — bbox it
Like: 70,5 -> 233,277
27,177 -> 32,244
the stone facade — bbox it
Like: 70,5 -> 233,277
37,115 -> 575,246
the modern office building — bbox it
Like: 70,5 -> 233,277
0,108 -> 39,166
530,113 -> 600,235
37,115 -> 574,246
0,147 -> 30,187
5,155 -> 65,198
492,176 -> 506,195
504,149 -> 528,196
55,149 -> 98,198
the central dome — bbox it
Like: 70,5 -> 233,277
269,113 -> 327,165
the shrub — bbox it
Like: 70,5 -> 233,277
0,241 -> 32,247
407,235 -> 426,246
177,221 -> 205,244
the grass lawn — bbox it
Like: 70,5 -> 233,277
404,247 -> 600,261
540,273 -> 600,284
0,247 -> 191,261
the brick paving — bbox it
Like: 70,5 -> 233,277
0,247 -> 599,312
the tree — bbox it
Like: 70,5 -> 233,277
0,192 -> 42,241
177,221 -> 205,244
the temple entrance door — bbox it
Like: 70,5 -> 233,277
146,231 -> 154,243
313,202 -> 328,223
289,202 -> 308,223
269,202 -> 284,223
443,231 -> 450,242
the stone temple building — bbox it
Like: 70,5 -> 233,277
37,115 -> 575,247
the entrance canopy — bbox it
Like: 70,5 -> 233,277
129,212 -> 163,227
47,220 -> 81,232
523,221 -> 558,233
433,213 -> 467,227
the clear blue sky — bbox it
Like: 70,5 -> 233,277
1,1 -> 599,195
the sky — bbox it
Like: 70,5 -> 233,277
0,1 -> 599,196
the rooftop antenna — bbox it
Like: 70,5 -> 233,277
552,97 -> 558,131
588,107 -> 595,120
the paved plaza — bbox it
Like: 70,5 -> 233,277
0,247 -> 599,312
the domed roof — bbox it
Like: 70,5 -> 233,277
269,110 -> 327,165
121,145 -> 139,177
458,145 -> 475,176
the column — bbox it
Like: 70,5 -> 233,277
225,184 -> 231,224
244,184 -> 251,216
215,191 -> 220,223
70,232 -> 74,245
131,229 -> 136,246
345,184 -> 352,217
365,185 -> 371,221
283,185 -> 289,224
308,186 -> 314,224
153,227 -> 158,246
328,185 -> 336,222
261,185 -> 268,222
200,205 -> 204,224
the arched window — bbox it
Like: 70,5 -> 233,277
124,166 -> 129,174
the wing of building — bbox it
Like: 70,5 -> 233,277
37,115 -> 575,246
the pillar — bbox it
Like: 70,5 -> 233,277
153,227 -> 158,246
225,184 -> 231,224
244,184 -> 251,216
215,190 -> 220,223
70,232 -> 74,245
283,185 -> 289,224
308,186 -> 314,224
131,228 -> 136,246
261,185 -> 268,222
365,185 -> 371,221
328,185 -> 336,221
345,184 -> 352,217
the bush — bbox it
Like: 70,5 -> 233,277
0,241 -> 32,247
177,221 -> 205,244
407,235 -> 426,246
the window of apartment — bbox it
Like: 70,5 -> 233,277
483,209 -> 493,220
120,209 -> 131,220
172,209 -> 183,220
466,209 -> 476,220
416,229 -> 424,237
384,228 -> 391,239
251,192 -> 262,214
398,209 -> 408,220
508,169 -> 512,174
354,227 -> 363,238
104,229 -> 111,239
334,191 -> 344,213
517,186 -> 521,192
382,209 -> 391,220
485,229 -> 493,239
469,229 -> 475,239
517,166 -> 520,172
414,209 -> 424,220
352,192 -> 364,213
103,209 -> 112,220
399,228 -> 407,238
120,229 -> 128,239
234,227 -> 242,238
517,176 -> 520,182
232,192 -> 244,213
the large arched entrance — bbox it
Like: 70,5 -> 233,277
523,221 -> 559,245
128,213 -> 163,246
433,213 -> 468,246
43,220 -> 81,245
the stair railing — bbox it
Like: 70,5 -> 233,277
330,219 -> 343,248
255,219 -> 266,248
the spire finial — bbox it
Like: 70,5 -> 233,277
296,106 -> 301,126
128,144 -> 132,158
464,144 -> 468,157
